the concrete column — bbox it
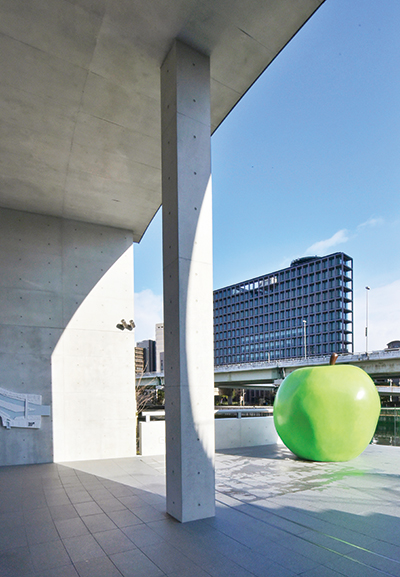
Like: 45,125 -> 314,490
161,40 -> 215,522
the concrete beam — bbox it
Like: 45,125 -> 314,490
161,40 -> 215,522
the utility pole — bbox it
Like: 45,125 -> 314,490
365,286 -> 370,354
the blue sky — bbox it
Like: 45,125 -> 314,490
134,0 -> 400,352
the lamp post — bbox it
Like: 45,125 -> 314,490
303,319 -> 307,360
365,286 -> 370,354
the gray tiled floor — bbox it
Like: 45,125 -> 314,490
1,444 -> 400,576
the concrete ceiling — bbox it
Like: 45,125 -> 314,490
0,0 -> 325,241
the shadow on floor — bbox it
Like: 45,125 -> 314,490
1,444 -> 399,576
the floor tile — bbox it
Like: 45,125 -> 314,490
63,534 -> 106,563
108,484 -> 136,498
0,524 -> 28,551
0,546 -> 35,577
141,542 -> 204,575
55,517 -> 90,538
0,492 -> 23,514
166,568 -> 211,577
24,506 -> 53,525
97,497 -> 127,513
133,505 -> 166,523
45,494 -> 71,507
30,540 -> 71,572
122,524 -> 164,548
107,508 -> 142,528
25,520 -> 59,545
41,563 -> 80,577
118,495 -> 143,510
49,504 -> 79,521
82,512 -> 117,533
0,510 -> 24,529
110,549 -> 164,577
74,556 -> 124,577
66,490 -> 93,504
74,501 -> 103,517
297,566 -> 341,577
93,528 -> 137,555
23,494 -> 48,511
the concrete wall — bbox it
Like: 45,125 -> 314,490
139,416 -> 281,456
139,420 -> 166,456
215,416 -> 280,450
0,208 -> 136,465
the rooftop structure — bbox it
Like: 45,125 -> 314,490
214,252 -> 353,365
155,323 -> 165,373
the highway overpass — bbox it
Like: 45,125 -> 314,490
140,349 -> 400,396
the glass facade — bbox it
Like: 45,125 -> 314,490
213,252 -> 353,366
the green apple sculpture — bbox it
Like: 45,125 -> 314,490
273,354 -> 381,461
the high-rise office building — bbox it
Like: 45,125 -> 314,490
135,347 -> 146,375
137,339 -> 156,373
155,323 -> 165,373
213,252 -> 353,365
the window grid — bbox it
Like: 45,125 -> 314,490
214,252 -> 353,365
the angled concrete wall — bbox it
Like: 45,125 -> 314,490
0,208 -> 135,466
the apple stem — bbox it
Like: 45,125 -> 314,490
330,353 -> 338,365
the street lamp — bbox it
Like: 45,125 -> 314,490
303,319 -> 307,360
365,287 -> 370,354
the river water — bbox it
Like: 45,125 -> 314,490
373,408 -> 400,446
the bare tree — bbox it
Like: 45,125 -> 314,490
135,366 -> 164,452
135,364 -> 157,414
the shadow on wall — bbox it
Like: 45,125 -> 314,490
51,242 -> 136,463
0,208 -> 135,465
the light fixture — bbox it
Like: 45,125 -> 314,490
116,319 -> 136,331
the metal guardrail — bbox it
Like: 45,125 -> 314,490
380,407 -> 400,416
214,407 -> 273,418
138,349 -> 400,388
140,407 -> 274,421
214,349 -> 400,373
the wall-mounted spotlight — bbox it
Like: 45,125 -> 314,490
116,319 -> 136,331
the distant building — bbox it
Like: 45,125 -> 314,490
137,339 -> 156,373
213,252 -> 353,365
386,340 -> 400,350
156,323 -> 164,372
135,347 -> 146,375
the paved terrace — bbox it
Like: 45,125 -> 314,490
1,444 -> 399,577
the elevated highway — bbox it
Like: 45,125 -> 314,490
140,349 -> 400,396
213,350 -> 400,387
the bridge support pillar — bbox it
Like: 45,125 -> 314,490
160,40 -> 215,522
